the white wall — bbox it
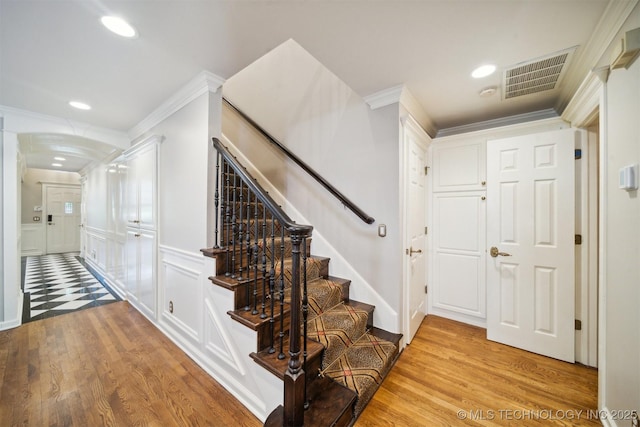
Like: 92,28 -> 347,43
133,92 -> 210,252
1,120 -> 23,329
601,8 -> 640,421
0,118 -> 4,321
222,39 -> 402,331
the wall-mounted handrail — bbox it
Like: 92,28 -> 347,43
223,97 -> 375,225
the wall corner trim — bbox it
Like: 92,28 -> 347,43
128,71 -> 226,141
363,84 -> 404,110
561,67 -> 607,127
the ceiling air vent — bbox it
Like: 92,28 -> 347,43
503,47 -> 576,99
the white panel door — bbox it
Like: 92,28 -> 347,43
487,129 -> 575,362
432,192 -> 486,319
46,186 -> 81,254
404,118 -> 429,343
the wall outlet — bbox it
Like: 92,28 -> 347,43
33,216 -> 40,222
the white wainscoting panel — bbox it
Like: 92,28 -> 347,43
85,227 -> 107,271
153,252 -> 279,422
159,246 -> 204,344
21,224 -> 45,256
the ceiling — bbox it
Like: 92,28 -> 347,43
0,0 -> 633,171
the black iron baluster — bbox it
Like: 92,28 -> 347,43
278,226 -> 286,360
230,169 -> 238,278
213,151 -> 220,248
252,192 -> 259,315
260,208 -> 268,319
268,217 -> 276,354
238,180 -> 245,283
224,160 -> 231,275
302,236 -> 309,410
246,195 -> 252,310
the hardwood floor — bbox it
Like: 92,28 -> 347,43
0,301 -> 261,427
356,315 -> 600,427
0,303 -> 600,427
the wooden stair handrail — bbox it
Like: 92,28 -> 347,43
223,97 -> 375,225
213,137 -> 313,237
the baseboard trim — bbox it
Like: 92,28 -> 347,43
0,294 -> 24,331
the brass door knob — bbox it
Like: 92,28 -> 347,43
490,246 -> 511,257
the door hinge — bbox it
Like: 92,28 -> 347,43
575,319 -> 582,331
424,166 -> 429,175
575,234 -> 582,245
575,149 -> 582,160
425,226 -> 428,235
424,285 -> 428,294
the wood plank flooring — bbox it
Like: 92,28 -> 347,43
0,302 -> 600,427
0,301 -> 261,427
356,315 -> 600,427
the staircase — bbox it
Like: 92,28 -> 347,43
204,138 -> 401,426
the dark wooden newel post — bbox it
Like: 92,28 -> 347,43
283,232 -> 306,426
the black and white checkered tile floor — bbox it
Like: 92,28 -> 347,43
23,253 -> 119,323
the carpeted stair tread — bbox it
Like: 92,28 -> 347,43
306,278 -> 347,319
345,300 -> 375,329
307,304 -> 369,369
275,256 -> 329,288
322,332 -> 398,415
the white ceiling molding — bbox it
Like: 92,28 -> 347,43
436,109 -> 560,138
128,70 -> 225,141
399,88 -> 437,138
561,66 -> 609,127
363,84 -> 404,110
555,0 -> 639,115
0,104 -> 129,149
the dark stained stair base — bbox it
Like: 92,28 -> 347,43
206,241 -> 402,426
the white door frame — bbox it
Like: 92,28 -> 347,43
561,67 -> 606,403
401,114 -> 431,346
42,182 -> 82,254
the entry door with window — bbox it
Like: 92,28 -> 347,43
46,185 -> 82,254
486,129 -> 575,362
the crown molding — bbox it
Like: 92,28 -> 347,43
555,0 -> 638,114
128,70 -> 225,141
0,104 -> 129,148
399,88 -> 437,137
561,66 -> 609,127
363,84 -> 403,110
436,109 -> 560,138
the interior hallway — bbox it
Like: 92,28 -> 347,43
0,300 -> 598,426
21,253 -> 118,323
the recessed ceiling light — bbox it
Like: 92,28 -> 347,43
51,163 -> 63,167
54,156 -> 66,161
69,101 -> 91,110
101,16 -> 137,38
472,64 -> 497,79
